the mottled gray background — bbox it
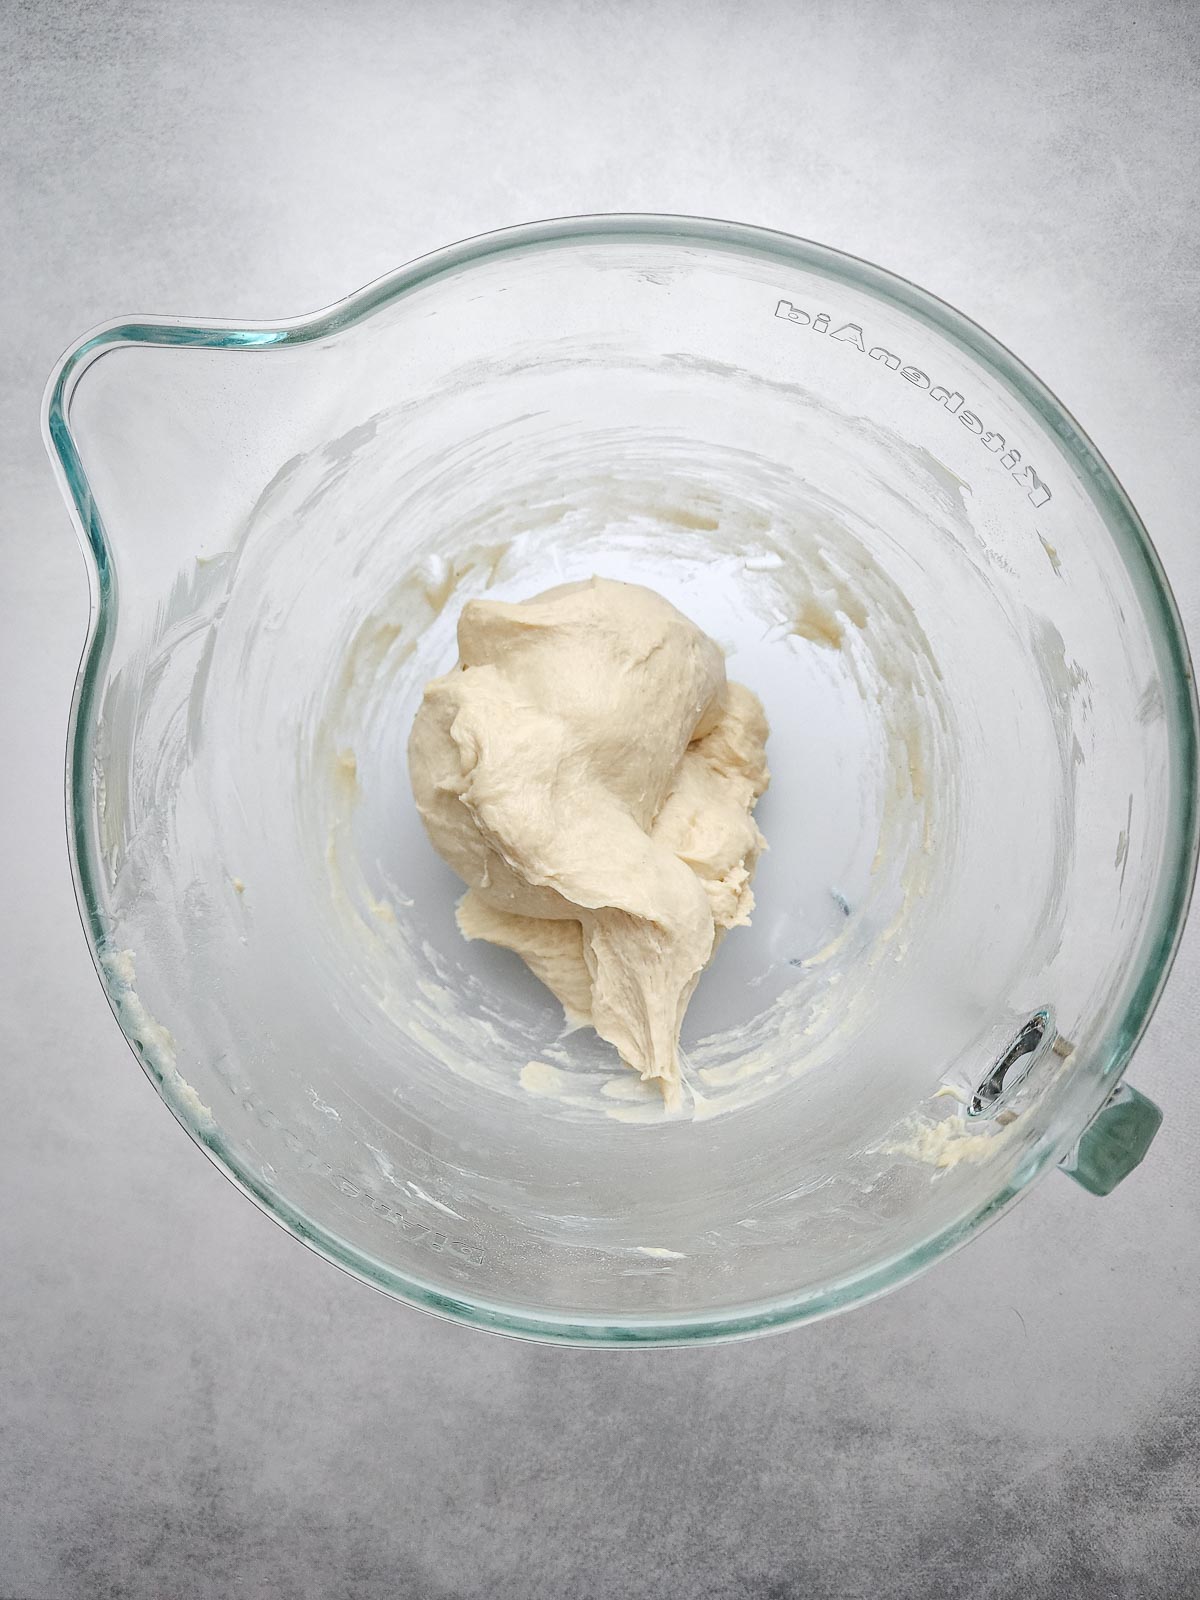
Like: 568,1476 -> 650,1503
4,1 -> 1200,1596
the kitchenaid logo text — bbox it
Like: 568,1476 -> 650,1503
213,1060 -> 485,1264
774,301 -> 1052,509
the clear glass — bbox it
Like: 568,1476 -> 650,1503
44,216 -> 1199,1344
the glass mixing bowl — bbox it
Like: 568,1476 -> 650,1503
45,216 -> 1198,1344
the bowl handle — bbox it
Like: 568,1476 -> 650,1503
1059,1080 -> 1163,1196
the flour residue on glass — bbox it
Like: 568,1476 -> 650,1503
91,348 -> 1079,1147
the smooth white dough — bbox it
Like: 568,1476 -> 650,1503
408,576 -> 770,1106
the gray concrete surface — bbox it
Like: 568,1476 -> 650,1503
3,1 -> 1199,1596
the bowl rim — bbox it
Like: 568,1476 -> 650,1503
43,211 -> 1200,1346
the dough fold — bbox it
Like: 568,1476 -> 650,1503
408,576 -> 769,1106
